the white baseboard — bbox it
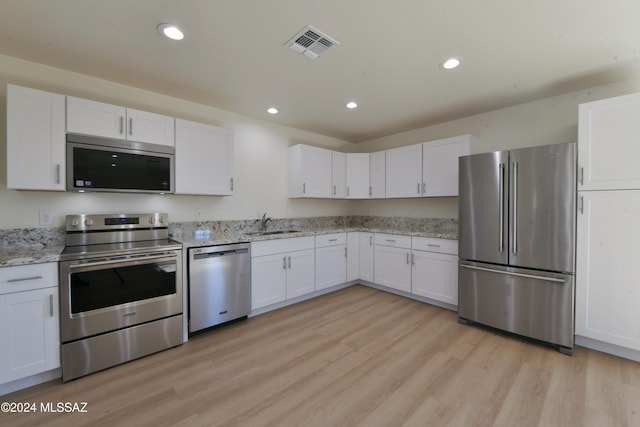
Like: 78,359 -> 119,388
0,368 -> 61,397
575,335 -> 640,362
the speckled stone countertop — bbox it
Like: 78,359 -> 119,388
0,216 -> 458,266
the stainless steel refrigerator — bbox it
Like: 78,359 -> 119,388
458,141 -> 576,354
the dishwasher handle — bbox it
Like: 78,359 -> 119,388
193,247 -> 249,260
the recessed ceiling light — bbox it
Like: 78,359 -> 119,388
442,57 -> 462,70
157,23 -> 184,40
267,107 -> 279,114
346,101 -> 358,109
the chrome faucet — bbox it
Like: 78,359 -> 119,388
258,213 -> 272,231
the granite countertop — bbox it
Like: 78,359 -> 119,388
0,226 -> 457,267
176,227 -> 458,249
0,245 -> 65,267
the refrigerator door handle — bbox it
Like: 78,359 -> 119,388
499,163 -> 505,253
512,161 -> 518,255
459,264 -> 566,284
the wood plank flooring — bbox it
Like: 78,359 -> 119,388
3,285 -> 640,426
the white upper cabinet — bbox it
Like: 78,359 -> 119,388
369,151 -> 386,198
578,92 -> 640,191
7,84 -> 66,191
67,96 -> 175,147
385,144 -> 423,198
332,151 -> 346,198
175,119 -> 234,195
421,135 -> 471,197
346,153 -> 370,199
288,144 -> 332,198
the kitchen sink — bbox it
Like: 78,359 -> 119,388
243,229 -> 301,236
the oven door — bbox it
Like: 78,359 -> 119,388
59,251 -> 182,343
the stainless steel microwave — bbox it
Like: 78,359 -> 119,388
66,133 -> 174,194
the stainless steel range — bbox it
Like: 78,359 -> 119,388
59,213 -> 183,381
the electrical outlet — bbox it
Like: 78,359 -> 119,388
195,209 -> 203,220
39,211 -> 54,226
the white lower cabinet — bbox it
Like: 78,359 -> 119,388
346,232 -> 360,282
359,232 -> 374,282
411,237 -> 458,306
0,263 -> 60,385
251,237 -> 315,310
374,234 -> 412,292
315,234 -> 347,290
576,190 -> 640,350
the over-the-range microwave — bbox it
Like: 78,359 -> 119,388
66,133 -> 174,194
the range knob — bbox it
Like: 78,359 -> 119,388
70,218 -> 80,228
159,216 -> 167,224
148,216 -> 156,225
84,218 -> 94,227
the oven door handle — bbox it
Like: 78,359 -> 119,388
68,253 -> 178,270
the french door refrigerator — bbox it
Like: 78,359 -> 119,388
458,142 -> 576,354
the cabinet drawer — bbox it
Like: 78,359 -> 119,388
251,236 -> 315,257
0,263 -> 58,295
315,233 -> 346,248
374,233 -> 412,249
412,237 -> 458,255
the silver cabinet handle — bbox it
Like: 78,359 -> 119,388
512,161 -> 518,255
302,183 -> 306,194
333,185 -> 336,195
406,253 -> 410,264
427,244 -> 441,248
499,162 -> 505,253
580,195 -> 584,214
230,178 -> 234,191
347,186 -> 350,197
422,182 -> 426,194
411,254 -> 415,265
129,117 -> 133,135
369,186 -> 372,197
55,164 -> 61,185
329,238 -> 338,242
119,116 -> 124,134
344,247 -> 347,257
580,167 -> 584,186
283,256 -> 286,270
7,275 -> 43,283
460,264 -> 566,284
385,239 -> 396,243
288,256 -> 291,269
49,294 -> 54,317
417,183 -> 421,194
369,235 -> 373,246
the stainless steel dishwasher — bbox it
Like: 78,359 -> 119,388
188,242 -> 251,334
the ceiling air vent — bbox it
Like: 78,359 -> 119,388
284,25 -> 339,60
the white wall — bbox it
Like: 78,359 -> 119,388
0,54 -> 354,229
351,76 -> 640,219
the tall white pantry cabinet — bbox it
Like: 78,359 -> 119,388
576,91 -> 640,357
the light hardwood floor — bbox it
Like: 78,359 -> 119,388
3,285 -> 640,426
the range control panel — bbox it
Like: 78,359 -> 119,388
65,213 -> 169,231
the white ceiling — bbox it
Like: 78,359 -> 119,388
1,0 -> 639,142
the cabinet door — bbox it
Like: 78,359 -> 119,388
288,145 -> 332,198
412,250 -> 458,305
251,254 -> 287,310
369,151 -> 386,198
175,119 -> 234,195
7,85 -> 66,191
422,135 -> 471,197
385,144 -> 422,198
346,153 -> 370,199
346,232 -> 360,281
316,245 -> 346,291
126,109 -> 175,147
0,287 -> 59,384
578,92 -> 640,191
359,233 -> 375,282
67,96 -> 127,139
575,190 -> 640,350
287,249 -> 316,298
332,151 -> 346,198
374,245 -> 412,292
